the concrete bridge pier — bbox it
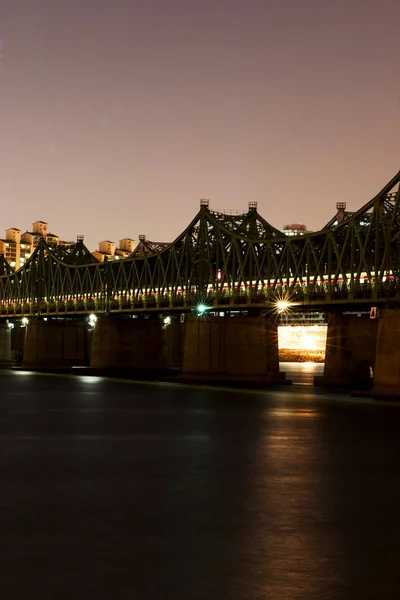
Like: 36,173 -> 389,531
90,315 -> 167,374
373,310 -> 400,399
11,321 -> 27,365
180,315 -> 286,385
164,320 -> 185,370
23,318 -> 91,370
317,314 -> 377,389
0,321 -> 12,366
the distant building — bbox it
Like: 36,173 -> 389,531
0,218 -> 136,268
115,238 -> 135,259
282,223 -> 309,236
0,228 -> 22,268
92,238 -> 136,262
46,233 -> 60,246
20,220 -> 49,255
92,240 -> 115,262
0,220 -> 75,269
20,240 -> 32,267
33,220 -> 48,236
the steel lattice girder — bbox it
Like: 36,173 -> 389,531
0,170 -> 399,316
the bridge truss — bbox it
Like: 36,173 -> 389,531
0,171 -> 400,317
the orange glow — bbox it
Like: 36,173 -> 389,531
278,325 -> 327,351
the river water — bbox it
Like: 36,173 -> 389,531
1,370 -> 399,599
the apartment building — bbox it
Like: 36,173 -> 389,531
0,220 -> 71,269
92,238 -> 135,262
0,220 -> 136,268
0,228 -> 22,268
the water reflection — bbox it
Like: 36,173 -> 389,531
280,361 -> 324,385
226,403 -> 341,599
268,408 -> 319,418
1,371 -> 400,599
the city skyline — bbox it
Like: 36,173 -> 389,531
1,0 -> 399,250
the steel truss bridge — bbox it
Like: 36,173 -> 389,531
1,171 -> 400,318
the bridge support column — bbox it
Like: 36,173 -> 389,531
373,310 -> 400,399
164,321 -> 185,370
11,321 -> 26,365
181,316 -> 286,385
0,321 -> 12,366
23,319 -> 90,369
317,314 -> 377,389
90,316 -> 166,374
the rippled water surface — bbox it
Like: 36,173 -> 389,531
1,371 -> 399,599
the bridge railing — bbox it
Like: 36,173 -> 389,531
0,278 -> 399,318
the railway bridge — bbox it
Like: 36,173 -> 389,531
1,170 -> 400,397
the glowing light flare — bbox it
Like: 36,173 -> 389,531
88,313 -> 97,328
276,299 -> 290,313
195,303 -> 210,316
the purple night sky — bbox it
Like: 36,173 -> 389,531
0,0 -> 399,250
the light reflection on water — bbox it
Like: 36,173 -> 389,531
268,408 -> 319,418
239,410 -> 340,599
280,361 -> 325,385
